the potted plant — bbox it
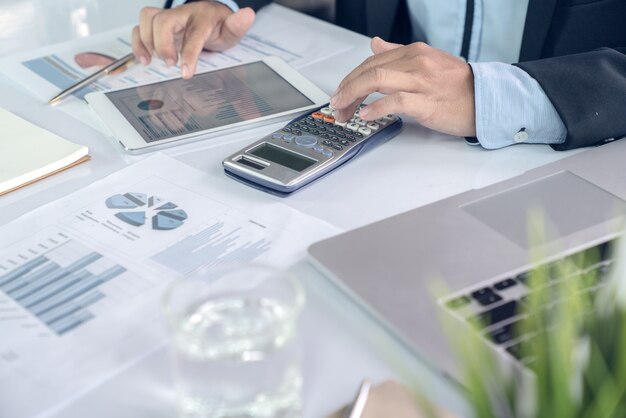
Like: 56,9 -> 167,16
442,237 -> 626,418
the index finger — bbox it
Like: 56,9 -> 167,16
180,20 -> 212,78
335,46 -> 408,94
153,8 -> 189,65
331,68 -> 417,110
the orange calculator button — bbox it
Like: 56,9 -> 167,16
312,112 -> 325,120
323,115 -> 335,123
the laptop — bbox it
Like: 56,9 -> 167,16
308,138 -> 626,379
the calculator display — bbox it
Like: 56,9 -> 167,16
223,104 -> 403,195
250,143 -> 316,172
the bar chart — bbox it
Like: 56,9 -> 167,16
151,214 -> 272,275
0,230 -> 145,336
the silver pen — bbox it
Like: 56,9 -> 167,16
47,52 -> 135,105
344,379 -> 371,418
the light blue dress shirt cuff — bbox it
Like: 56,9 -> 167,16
469,62 -> 567,149
172,0 -> 239,12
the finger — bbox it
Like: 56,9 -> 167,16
337,42 -> 425,92
131,26 -> 151,65
331,68 -> 420,109
334,97 -> 365,123
180,6 -> 254,78
180,20 -> 212,78
336,42 -> 410,89
138,7 -> 161,56
209,7 -> 255,51
153,9 -> 188,66
371,36 -> 402,55
358,92 -> 423,121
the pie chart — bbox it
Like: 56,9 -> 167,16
105,192 -> 187,231
137,99 -> 164,111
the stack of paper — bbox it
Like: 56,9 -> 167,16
0,154 -> 341,417
0,108 -> 89,195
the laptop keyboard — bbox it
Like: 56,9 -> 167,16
441,240 -> 616,365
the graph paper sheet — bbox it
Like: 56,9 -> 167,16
0,154 -> 340,418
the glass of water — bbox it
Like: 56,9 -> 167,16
162,263 -> 306,418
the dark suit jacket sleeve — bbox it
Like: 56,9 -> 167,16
232,0 -> 272,10
515,47 -> 626,151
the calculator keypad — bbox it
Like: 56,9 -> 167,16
274,104 -> 398,159
295,135 -> 317,148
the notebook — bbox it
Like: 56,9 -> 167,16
0,109 -> 89,196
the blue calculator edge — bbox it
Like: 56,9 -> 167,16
223,104 -> 403,197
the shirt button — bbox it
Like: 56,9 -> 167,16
513,129 -> 529,143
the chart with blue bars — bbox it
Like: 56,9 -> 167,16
152,216 -> 272,275
20,38 -> 134,100
23,55 -> 104,100
0,231 -> 146,336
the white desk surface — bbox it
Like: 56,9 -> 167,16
0,1 -> 580,417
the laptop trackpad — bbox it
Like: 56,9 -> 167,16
462,171 -> 626,248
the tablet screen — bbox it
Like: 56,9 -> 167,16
104,61 -> 314,143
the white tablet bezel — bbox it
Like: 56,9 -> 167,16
85,56 -> 329,153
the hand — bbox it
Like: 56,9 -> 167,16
330,37 -> 476,137
132,2 -> 255,79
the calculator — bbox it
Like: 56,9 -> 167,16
222,104 -> 403,196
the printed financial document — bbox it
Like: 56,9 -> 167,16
0,5 -> 351,114
0,154 -> 340,418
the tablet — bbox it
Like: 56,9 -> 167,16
85,57 -> 329,153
